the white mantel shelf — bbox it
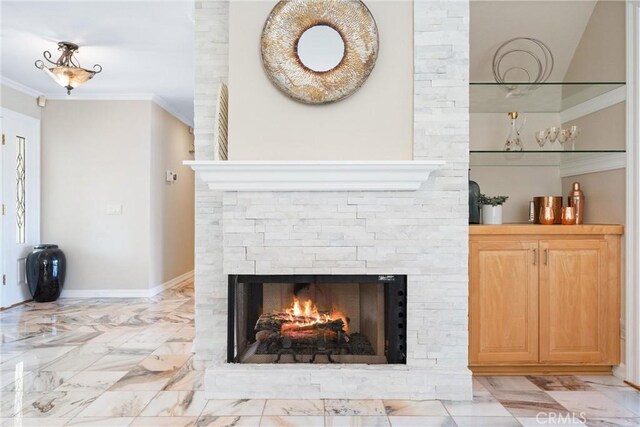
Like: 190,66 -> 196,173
184,160 -> 446,192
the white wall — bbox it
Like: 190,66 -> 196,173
227,0 -> 414,160
150,103 -> 195,287
41,100 -> 195,294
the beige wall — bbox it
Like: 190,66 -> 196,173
150,103 -> 195,287
471,113 -> 561,151
562,1 -> 625,151
1,84 -> 41,119
561,169 -> 626,362
42,100 -> 151,291
563,103 -> 625,151
471,167 -> 562,224
564,0 -> 626,83
470,113 -> 563,223
561,0 -> 626,363
42,100 -> 195,292
228,0 -> 414,160
561,170 -> 625,226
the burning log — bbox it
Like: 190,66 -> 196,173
255,313 -> 346,334
281,319 -> 344,333
255,330 -> 277,342
282,329 -> 339,343
254,313 -> 292,331
253,298 -> 352,355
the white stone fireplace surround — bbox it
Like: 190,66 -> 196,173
193,0 -> 471,400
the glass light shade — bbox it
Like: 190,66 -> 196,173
43,66 -> 96,93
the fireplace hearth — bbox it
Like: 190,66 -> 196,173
228,275 -> 407,365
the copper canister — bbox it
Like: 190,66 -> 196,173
533,196 -> 563,224
567,182 -> 585,225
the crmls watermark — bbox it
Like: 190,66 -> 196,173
535,412 -> 587,424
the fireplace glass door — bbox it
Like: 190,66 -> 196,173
228,275 -> 407,364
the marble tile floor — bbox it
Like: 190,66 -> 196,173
1,280 -> 639,427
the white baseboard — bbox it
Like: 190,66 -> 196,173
613,363 -> 626,380
149,270 -> 194,297
60,270 -> 194,299
60,288 -> 151,298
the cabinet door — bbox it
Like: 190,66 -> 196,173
539,239 -> 618,364
470,240 -> 539,364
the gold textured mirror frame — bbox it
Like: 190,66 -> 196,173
261,0 -> 379,104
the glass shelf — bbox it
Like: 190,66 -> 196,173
470,150 -> 626,167
470,82 -> 626,113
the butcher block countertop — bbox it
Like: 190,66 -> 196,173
469,224 -> 624,235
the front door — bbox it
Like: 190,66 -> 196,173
1,108 -> 40,309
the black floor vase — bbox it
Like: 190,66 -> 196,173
26,244 -> 66,302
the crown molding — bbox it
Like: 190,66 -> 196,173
1,76 -> 193,126
0,76 -> 42,98
44,92 -> 155,101
151,95 -> 193,127
45,93 -> 193,126
43,93 -> 159,107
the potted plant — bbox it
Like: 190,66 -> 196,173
479,194 -> 509,225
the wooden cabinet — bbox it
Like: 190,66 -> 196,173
470,240 -> 539,364
469,225 -> 622,375
539,239 -> 619,364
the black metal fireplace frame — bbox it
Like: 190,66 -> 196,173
227,274 -> 407,364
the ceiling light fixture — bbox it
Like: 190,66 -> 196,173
34,42 -> 102,95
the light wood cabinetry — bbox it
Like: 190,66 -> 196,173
469,225 -> 622,375
470,240 -> 539,364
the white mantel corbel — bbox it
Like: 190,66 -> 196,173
184,160 -> 445,192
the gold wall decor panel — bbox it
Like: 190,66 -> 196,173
261,0 -> 379,104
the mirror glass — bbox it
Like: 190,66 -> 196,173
297,25 -> 345,72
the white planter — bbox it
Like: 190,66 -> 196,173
482,205 -> 503,225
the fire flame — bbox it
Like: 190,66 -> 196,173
284,297 -> 349,334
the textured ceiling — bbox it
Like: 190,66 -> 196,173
1,0 -> 194,124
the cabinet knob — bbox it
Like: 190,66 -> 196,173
544,249 -> 549,265
533,248 -> 537,265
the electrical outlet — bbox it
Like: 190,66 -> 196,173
106,204 -> 123,215
166,171 -> 177,183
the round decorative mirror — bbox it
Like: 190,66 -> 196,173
297,25 -> 346,72
261,0 -> 379,104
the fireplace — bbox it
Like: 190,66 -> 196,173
192,0 -> 471,402
228,275 -> 407,365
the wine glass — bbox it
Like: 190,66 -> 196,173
558,128 -> 571,150
566,125 -> 579,151
535,130 -> 548,151
547,127 -> 560,146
